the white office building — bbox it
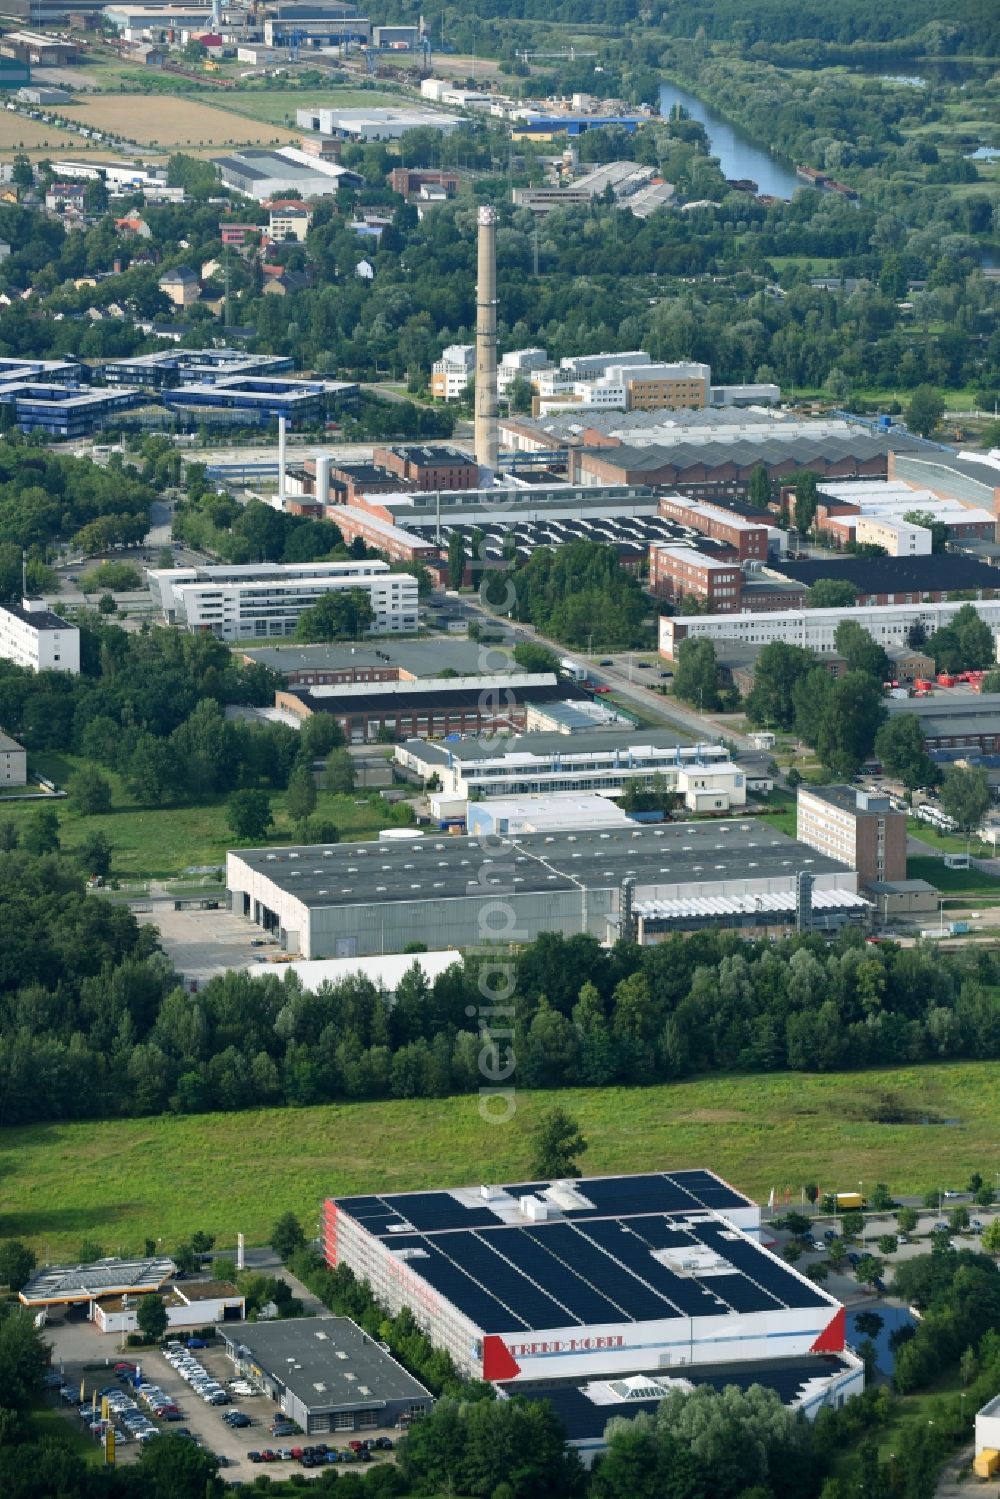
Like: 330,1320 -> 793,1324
854,515 -> 932,556
147,561 -> 418,643
497,347 -> 553,398
0,598 -> 80,674
660,598 -> 1000,659
395,729 -> 746,810
558,351 -> 651,379
431,343 -> 475,401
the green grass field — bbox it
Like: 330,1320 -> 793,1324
2,1063 -> 995,1259
907,856 -> 1000,897
3,752 -> 408,879
906,822 -> 992,857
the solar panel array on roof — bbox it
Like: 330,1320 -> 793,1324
440,1233 -> 575,1328
526,1223 -> 674,1322
380,1192 -> 503,1232
671,1169 -> 746,1208
404,512 -> 734,566
480,1227 -> 625,1325
334,1172 -> 834,1336
580,1174 -> 700,1216
696,1222 -> 827,1309
383,1235 -> 531,1334
578,1220 -> 722,1317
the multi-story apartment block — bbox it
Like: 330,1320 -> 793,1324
0,598 -> 80,674
796,785 -> 906,888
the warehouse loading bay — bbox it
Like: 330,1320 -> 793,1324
42,1318 -> 399,1482
133,899 -> 287,990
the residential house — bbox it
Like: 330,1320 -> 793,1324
159,266 -> 200,307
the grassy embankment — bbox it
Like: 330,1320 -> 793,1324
2,1063 -> 996,1259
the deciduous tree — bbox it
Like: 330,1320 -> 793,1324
875,715 -> 937,790
531,1106 -> 588,1179
136,1293 -> 168,1343
271,1212 -> 307,1262
225,789 -> 273,843
940,764 -> 990,835
69,766 -> 113,815
0,1240 -> 36,1293
906,384 -> 945,437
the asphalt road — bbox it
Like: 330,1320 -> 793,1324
453,590 -> 754,746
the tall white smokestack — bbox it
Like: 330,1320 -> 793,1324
474,204 -> 498,483
315,453 -> 331,510
277,415 -> 287,509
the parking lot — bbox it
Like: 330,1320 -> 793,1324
42,1314 -> 400,1483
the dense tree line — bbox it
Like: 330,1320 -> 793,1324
4,901 -> 1000,1125
490,541 -> 648,649
0,443 -> 154,556
743,604 -> 995,774
0,620 -> 304,808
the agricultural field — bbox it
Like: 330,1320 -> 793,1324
56,93 -> 297,149
0,113 -> 89,152
1,1063 -> 995,1258
2,750 -> 410,880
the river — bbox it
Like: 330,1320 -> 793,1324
659,79 -> 800,200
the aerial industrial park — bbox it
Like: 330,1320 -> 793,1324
0,1 -> 998,1495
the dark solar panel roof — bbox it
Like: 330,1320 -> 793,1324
293,679 -> 589,717
332,1173 -> 832,1334
382,1191 -> 502,1233
772,553 -> 1000,594
514,1355 -> 850,1442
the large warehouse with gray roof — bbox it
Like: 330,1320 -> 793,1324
226,819 -> 866,957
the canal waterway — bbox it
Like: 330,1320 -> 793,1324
659,78 -> 801,200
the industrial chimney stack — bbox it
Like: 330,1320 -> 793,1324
474,204 -> 498,483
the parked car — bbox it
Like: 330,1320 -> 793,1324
247,1451 -> 262,1463
186,1338 -> 208,1349
823,1229 -> 836,1242
371,1436 -> 394,1450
